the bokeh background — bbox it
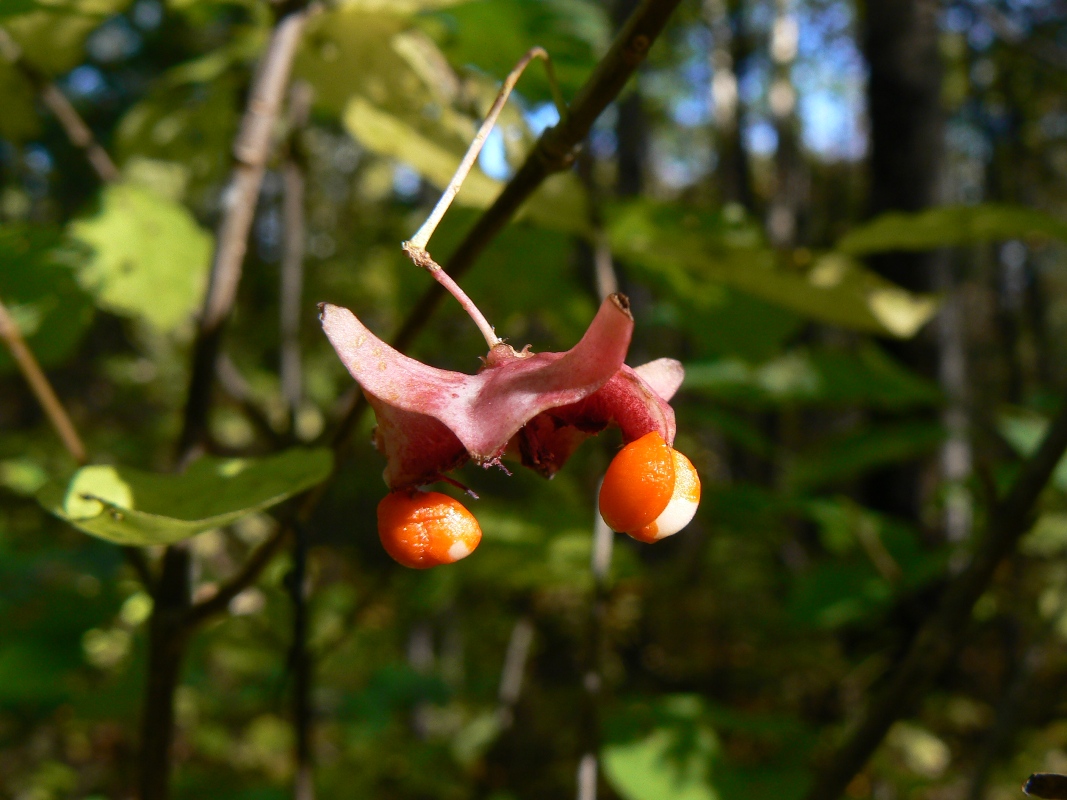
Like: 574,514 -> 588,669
2,0 -> 1067,798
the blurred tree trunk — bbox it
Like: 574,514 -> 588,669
767,0 -> 801,247
705,0 -> 754,209
860,0 -> 943,520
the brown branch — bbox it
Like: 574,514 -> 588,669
214,352 -> 284,448
139,546 -> 192,800
802,402 -> 1067,800
330,0 -> 683,449
179,5 -> 318,456
183,520 -> 292,629
0,294 -> 87,464
0,27 -> 119,183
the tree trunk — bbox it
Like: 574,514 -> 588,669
861,0 -> 943,520
138,546 -> 192,800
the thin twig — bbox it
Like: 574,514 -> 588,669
281,82 -> 313,426
495,616 -> 535,728
0,294 -> 87,464
215,353 -> 284,447
288,522 -> 314,800
578,506 -> 613,800
183,521 -> 293,628
180,5 -> 318,456
330,0 -> 684,450
0,27 -> 119,183
802,401 -> 1067,800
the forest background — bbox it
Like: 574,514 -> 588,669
2,0 -> 1067,799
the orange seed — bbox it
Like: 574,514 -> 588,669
627,448 -> 701,543
377,490 -> 482,569
598,431 -> 675,533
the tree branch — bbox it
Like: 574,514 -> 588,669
330,0 -> 683,449
182,521 -> 293,629
802,402 -> 1067,800
0,294 -> 87,464
280,81 -> 313,427
179,5 -> 317,456
0,27 -> 119,184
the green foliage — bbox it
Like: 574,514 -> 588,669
38,448 -> 332,545
608,199 -> 939,337
0,225 -> 93,372
2,1 -> 1062,798
68,183 -> 213,332
603,696 -> 719,800
683,344 -> 940,409
838,203 -> 1067,255
426,0 -> 610,102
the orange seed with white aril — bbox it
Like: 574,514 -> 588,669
377,490 -> 482,569
598,432 -> 701,542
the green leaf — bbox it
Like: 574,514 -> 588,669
786,421 -> 945,493
4,0 -> 132,76
343,96 -> 588,235
0,61 -> 39,140
0,225 -> 94,373
426,0 -> 610,102
837,204 -> 1067,256
603,696 -> 720,800
999,410 -> 1067,492
38,448 -> 333,546
608,200 -> 939,337
68,183 -> 213,332
0,0 -> 42,19
682,344 -> 940,410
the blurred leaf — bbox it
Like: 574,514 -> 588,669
683,344 -> 939,409
0,225 -> 94,372
604,695 -> 719,800
342,664 -> 450,730
609,200 -> 938,337
115,75 -> 240,194
297,8 -> 452,119
786,421 -> 945,493
426,0 -> 610,101
838,204 -> 1067,256
0,61 -> 38,140
343,96 -> 588,234
68,183 -> 212,332
38,448 -> 333,545
0,643 -> 75,704
1021,513 -> 1067,558
999,410 -> 1067,492
789,503 -> 945,629
0,0 -> 42,18
4,0 -> 132,75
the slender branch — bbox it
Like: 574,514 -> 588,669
0,27 -> 119,183
183,521 -> 292,628
139,546 -> 192,800
214,353 -> 284,447
495,616 -> 535,728
578,504 -> 613,800
0,294 -> 87,464
802,401 -> 1067,800
280,82 -> 313,427
288,522 -> 314,800
179,5 -> 317,456
330,0 -> 683,449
